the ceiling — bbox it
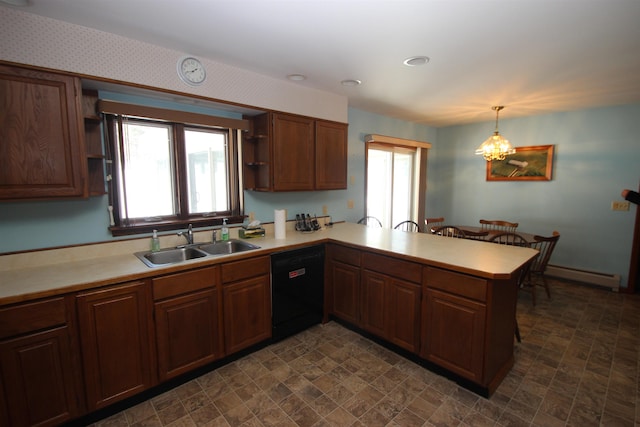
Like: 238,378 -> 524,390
14,0 -> 640,127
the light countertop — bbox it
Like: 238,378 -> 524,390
0,222 -> 538,305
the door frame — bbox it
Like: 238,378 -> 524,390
625,183 -> 640,293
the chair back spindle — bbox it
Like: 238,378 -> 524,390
394,220 -> 420,232
357,216 -> 382,228
488,232 -> 528,246
480,219 -> 519,233
432,225 -> 467,238
425,217 -> 445,230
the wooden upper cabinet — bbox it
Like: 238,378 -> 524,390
243,112 -> 347,191
272,113 -> 315,191
0,64 -> 87,200
315,120 -> 347,190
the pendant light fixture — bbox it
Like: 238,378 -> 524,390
475,106 -> 516,161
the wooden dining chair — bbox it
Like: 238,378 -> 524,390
464,230 -> 489,240
488,232 -> 529,246
432,225 -> 466,238
425,217 -> 445,232
394,220 -> 420,232
480,219 -> 519,233
357,216 -> 382,227
523,231 -> 560,306
488,231 -> 530,343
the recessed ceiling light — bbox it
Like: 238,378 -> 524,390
341,79 -> 362,86
287,74 -> 306,81
403,56 -> 430,66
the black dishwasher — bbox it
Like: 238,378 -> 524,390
271,245 -> 324,342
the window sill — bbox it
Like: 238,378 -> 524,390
110,215 -> 246,237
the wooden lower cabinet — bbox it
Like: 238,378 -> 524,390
386,279 -> 422,353
222,256 -> 271,354
0,296 -> 82,427
361,270 -> 421,354
421,265 -> 519,394
327,244 -> 361,325
329,260 -> 361,325
360,271 -> 387,337
76,280 -> 156,411
152,267 -> 222,381
422,288 -> 486,382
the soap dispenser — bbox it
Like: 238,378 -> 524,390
151,229 -> 160,252
221,219 -> 229,241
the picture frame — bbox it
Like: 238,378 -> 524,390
486,145 -> 554,181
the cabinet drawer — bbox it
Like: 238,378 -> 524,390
362,252 -> 421,283
424,267 -> 487,302
222,256 -> 270,283
153,266 -> 218,300
329,244 -> 361,267
0,297 -> 67,339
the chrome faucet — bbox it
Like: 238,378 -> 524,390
177,224 -> 194,245
212,229 -> 217,243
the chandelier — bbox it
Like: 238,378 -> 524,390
475,106 -> 516,161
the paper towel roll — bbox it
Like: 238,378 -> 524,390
274,209 -> 286,239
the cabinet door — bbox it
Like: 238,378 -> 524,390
329,260 -> 360,325
76,281 -> 155,410
155,289 -> 220,381
0,327 -> 81,426
315,120 -> 347,190
387,279 -> 421,354
223,275 -> 271,354
423,289 -> 486,382
272,113 -> 314,191
360,271 -> 387,338
0,64 -> 87,200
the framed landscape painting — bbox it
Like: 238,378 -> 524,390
486,145 -> 554,181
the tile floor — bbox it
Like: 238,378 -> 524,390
92,278 -> 640,427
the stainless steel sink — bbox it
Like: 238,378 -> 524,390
135,246 -> 208,268
197,239 -> 260,256
135,239 -> 261,267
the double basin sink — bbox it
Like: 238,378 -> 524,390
135,239 -> 260,268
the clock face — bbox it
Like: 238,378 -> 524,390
178,57 -> 206,86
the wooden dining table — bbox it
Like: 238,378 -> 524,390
431,225 -> 538,244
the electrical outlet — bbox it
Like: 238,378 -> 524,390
347,199 -> 354,209
612,201 -> 630,211
322,205 -> 328,216
248,212 -> 255,221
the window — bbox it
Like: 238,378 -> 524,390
365,135 -> 430,229
103,101 -> 248,236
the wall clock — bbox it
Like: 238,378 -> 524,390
177,56 -> 206,86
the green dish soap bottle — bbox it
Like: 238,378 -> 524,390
221,219 -> 229,241
151,229 -> 160,252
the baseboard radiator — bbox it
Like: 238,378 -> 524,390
545,265 -> 620,292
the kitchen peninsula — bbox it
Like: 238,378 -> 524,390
0,222 -> 537,426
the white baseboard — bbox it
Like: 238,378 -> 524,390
545,265 -> 620,292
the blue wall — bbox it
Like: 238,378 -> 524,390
1,99 -> 638,289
